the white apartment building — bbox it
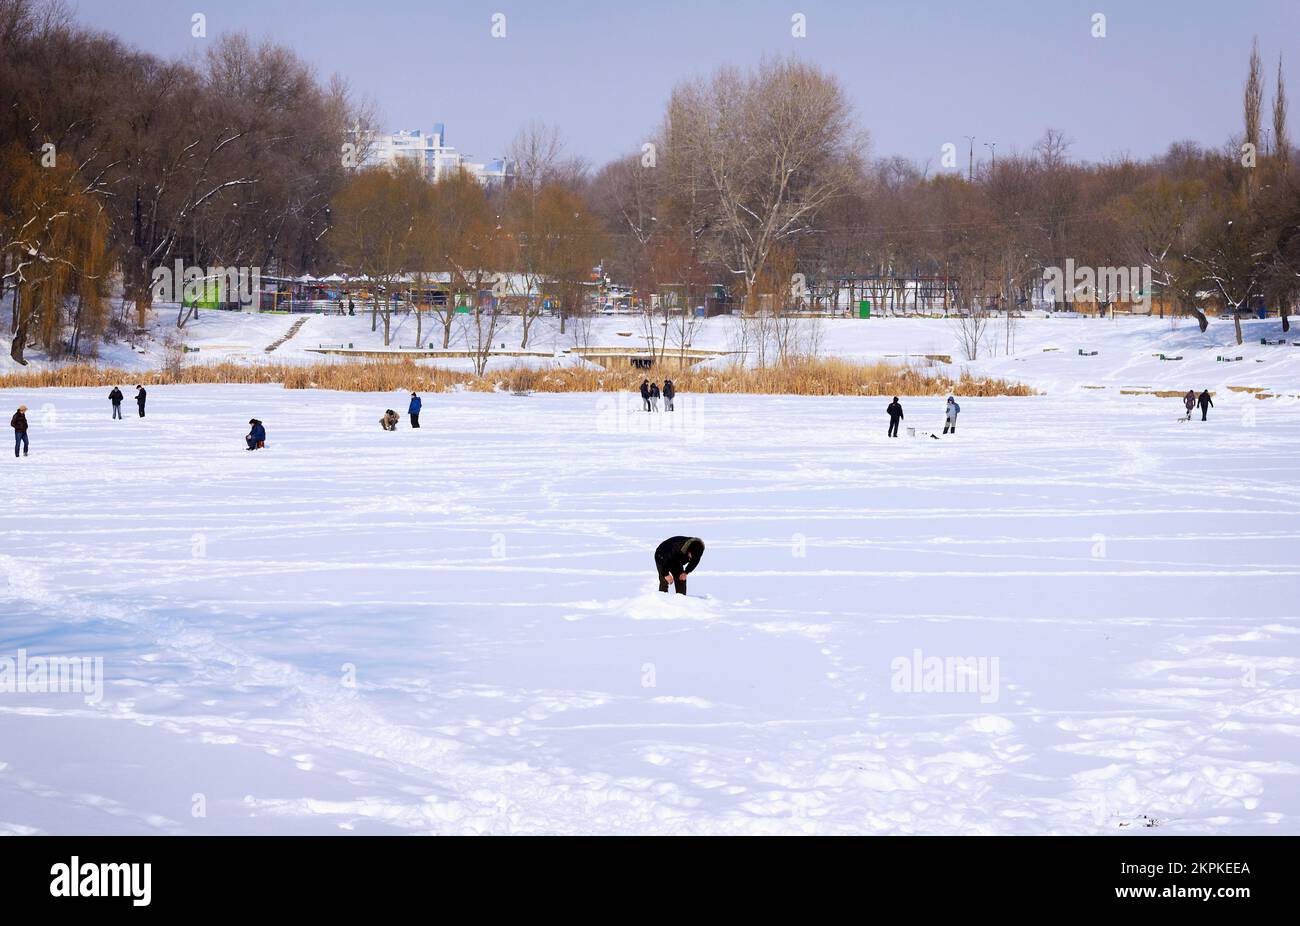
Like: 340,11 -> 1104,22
362,122 -> 513,186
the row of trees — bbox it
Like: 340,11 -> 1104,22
329,147 -> 604,372
589,48 -> 1299,349
0,0 -> 367,362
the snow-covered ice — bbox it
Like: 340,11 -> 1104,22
1,382 -> 1297,834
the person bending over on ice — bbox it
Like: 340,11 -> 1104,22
109,386 -> 124,420
655,536 -> 705,595
942,396 -> 960,434
245,418 -> 266,450
886,396 -> 904,437
11,405 -> 29,458
380,409 -> 400,431
408,392 -> 422,428
1183,390 -> 1196,420
640,378 -> 651,412
663,379 -> 675,411
1198,389 -> 1213,421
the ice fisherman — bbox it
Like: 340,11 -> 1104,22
11,405 -> 29,458
135,385 -> 147,418
943,396 -> 961,434
245,418 -> 266,450
655,536 -> 706,595
380,409 -> 400,431
887,396 -> 904,437
109,386 -> 124,419
408,392 -> 422,428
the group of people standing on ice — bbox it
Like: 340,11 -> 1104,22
108,385 -> 147,419
885,395 -> 961,438
639,378 -> 676,412
1183,389 -> 1214,421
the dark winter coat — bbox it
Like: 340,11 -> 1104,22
1184,392 -> 1196,411
654,536 -> 705,577
249,421 -> 266,442
1198,391 -> 1213,409
887,400 -> 904,421
650,384 -> 660,398
10,412 -> 27,433
109,388 -> 124,406
135,388 -> 147,405
408,395 -> 422,414
663,381 -> 675,399
640,381 -> 650,398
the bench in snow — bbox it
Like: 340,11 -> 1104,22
318,342 -> 354,349
1158,354 -> 1183,361
1261,338 -> 1287,345
1216,355 -> 1244,362
1077,349 -> 1098,356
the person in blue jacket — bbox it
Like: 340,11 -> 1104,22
943,396 -> 961,434
245,418 -> 266,450
408,392 -> 422,428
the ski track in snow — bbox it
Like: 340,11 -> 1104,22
0,385 -> 1298,834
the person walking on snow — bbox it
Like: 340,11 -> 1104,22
134,385 -> 147,418
1198,389 -> 1214,421
650,382 -> 661,411
887,396 -> 904,437
11,405 -> 29,457
245,418 -> 266,450
654,536 -> 706,595
1183,390 -> 1196,420
408,392 -> 422,428
109,386 -> 124,419
663,379 -> 675,411
380,409 -> 400,431
942,396 -> 961,434
640,378 -> 651,412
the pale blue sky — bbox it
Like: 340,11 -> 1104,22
73,0 -> 1299,170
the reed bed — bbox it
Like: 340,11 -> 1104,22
0,358 -> 1034,397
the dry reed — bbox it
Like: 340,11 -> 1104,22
0,358 -> 1034,397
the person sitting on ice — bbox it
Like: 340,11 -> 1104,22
380,409 -> 400,431
942,396 -> 961,434
654,536 -> 706,595
245,418 -> 266,450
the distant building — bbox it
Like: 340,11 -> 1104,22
361,122 -> 513,186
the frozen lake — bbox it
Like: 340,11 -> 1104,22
1,385 -> 1297,834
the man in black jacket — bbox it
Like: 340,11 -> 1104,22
11,405 -> 29,457
886,396 -> 903,437
640,379 -> 651,412
135,385 -> 147,418
1198,389 -> 1213,421
663,379 -> 675,411
654,536 -> 705,594
109,386 -> 124,419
